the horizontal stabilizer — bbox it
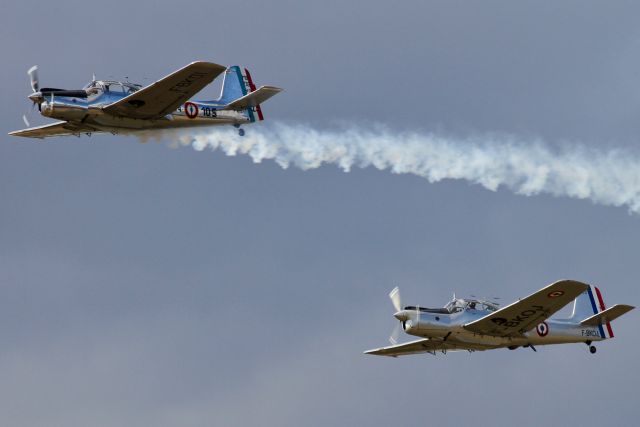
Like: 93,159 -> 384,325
580,304 -> 634,326
223,86 -> 283,110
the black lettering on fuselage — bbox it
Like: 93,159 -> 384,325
491,305 -> 546,329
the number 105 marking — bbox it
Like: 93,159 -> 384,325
202,107 -> 217,118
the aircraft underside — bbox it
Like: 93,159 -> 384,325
88,111 -> 248,131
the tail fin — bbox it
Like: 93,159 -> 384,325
570,285 -> 614,338
217,66 -> 281,122
217,66 -> 246,105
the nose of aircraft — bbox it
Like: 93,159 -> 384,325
394,311 -> 408,321
28,92 -> 43,103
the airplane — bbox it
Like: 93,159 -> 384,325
9,61 -> 282,139
365,280 -> 634,357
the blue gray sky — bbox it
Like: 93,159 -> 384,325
1,1 -> 638,426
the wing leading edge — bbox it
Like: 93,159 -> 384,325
463,280 -> 590,337
9,121 -> 100,139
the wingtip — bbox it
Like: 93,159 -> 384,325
551,279 -> 590,292
259,85 -> 284,93
189,60 -> 227,70
364,348 -> 389,356
364,350 -> 396,357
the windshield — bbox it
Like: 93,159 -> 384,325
444,299 -> 466,313
122,83 -> 141,93
444,298 -> 499,313
84,81 -> 141,94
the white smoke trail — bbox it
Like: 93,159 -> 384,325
172,123 -> 640,213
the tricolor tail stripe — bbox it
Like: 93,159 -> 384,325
594,286 -> 614,338
586,287 -> 608,338
232,67 -> 255,123
244,68 -> 264,121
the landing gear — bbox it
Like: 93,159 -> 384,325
233,123 -> 245,137
585,341 -> 596,354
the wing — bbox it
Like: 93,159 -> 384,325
364,338 -> 493,357
8,121 -> 100,139
102,61 -> 226,119
463,279 -> 589,337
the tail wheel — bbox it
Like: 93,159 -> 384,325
589,345 -> 597,354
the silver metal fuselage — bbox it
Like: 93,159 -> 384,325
39,84 -> 249,134
397,308 -> 604,348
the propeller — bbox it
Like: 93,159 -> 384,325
389,322 -> 402,345
22,97 -> 38,127
389,286 -> 402,312
388,286 -> 404,344
28,65 -> 39,92
25,65 -> 43,114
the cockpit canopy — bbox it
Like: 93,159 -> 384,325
404,298 -> 499,314
84,80 -> 142,95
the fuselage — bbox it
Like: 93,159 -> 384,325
38,80 -> 251,133
397,301 -> 605,349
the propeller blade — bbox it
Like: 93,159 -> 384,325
389,286 -> 402,312
28,65 -> 39,93
389,322 -> 401,345
22,102 -> 38,127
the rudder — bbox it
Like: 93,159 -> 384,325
570,285 -> 613,338
216,66 -> 264,122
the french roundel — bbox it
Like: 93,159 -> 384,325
536,322 -> 549,337
547,290 -> 564,298
184,102 -> 198,119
